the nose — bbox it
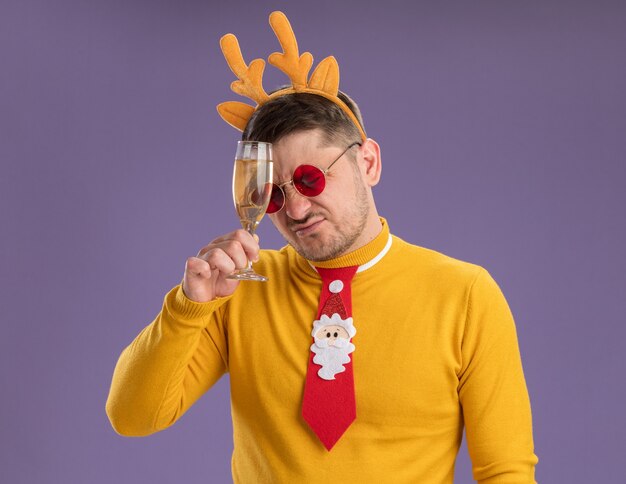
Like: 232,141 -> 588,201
283,184 -> 312,220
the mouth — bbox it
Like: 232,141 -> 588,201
290,218 -> 324,237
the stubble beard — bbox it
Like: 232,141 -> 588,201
283,174 -> 370,262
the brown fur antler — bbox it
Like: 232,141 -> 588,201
220,34 -> 269,104
268,11 -> 313,90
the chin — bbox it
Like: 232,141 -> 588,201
292,235 -> 355,262
289,240 -> 326,261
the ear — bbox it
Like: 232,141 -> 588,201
358,138 -> 382,187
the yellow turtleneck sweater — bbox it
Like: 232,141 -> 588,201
106,220 -> 538,483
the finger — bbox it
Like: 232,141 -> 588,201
229,229 -> 260,262
196,230 -> 240,257
210,240 -> 251,270
198,229 -> 260,263
205,248 -> 238,275
198,229 -> 259,255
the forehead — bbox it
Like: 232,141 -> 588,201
272,130 -> 339,173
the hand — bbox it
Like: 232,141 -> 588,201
182,229 -> 260,302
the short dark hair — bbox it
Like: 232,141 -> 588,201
242,90 -> 365,146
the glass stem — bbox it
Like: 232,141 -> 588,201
241,220 -> 259,272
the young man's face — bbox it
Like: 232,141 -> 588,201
268,129 -> 373,262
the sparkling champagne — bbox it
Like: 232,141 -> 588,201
232,158 -> 273,230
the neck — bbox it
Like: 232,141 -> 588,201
307,217 -> 389,270
326,206 -> 382,261
350,210 -> 383,254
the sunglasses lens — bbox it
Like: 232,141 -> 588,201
266,184 -> 284,214
293,165 -> 325,197
266,165 -> 325,213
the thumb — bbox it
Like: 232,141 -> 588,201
185,256 -> 212,280
182,257 -> 215,303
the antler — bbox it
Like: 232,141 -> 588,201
217,101 -> 256,132
308,56 -> 340,95
217,11 -> 366,140
220,34 -> 269,104
268,11 -> 313,90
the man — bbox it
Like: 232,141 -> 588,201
106,11 -> 538,483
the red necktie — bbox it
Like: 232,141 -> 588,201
302,265 -> 359,451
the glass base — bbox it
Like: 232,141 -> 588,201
226,269 -> 268,282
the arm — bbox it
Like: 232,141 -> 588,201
105,286 -> 231,436
458,268 -> 539,483
106,229 -> 259,436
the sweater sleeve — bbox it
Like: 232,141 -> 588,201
106,285 -> 231,436
458,268 -> 538,483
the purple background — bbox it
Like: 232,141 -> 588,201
2,1 -> 625,482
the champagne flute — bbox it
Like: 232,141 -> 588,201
227,141 -> 273,281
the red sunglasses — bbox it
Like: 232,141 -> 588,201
266,141 -> 362,214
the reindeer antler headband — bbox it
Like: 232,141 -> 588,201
217,11 -> 367,141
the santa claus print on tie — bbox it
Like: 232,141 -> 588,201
310,313 -> 357,380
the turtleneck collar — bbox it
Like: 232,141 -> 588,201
293,218 -> 392,275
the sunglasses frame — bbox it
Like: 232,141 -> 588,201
267,141 -> 362,214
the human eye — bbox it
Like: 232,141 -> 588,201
300,169 -> 323,188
